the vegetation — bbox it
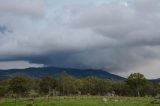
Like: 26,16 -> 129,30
126,73 -> 146,97
0,96 -> 160,106
0,72 -> 159,105
0,72 -> 159,97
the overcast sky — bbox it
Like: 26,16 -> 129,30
0,0 -> 160,79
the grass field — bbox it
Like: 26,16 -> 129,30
0,96 -> 159,106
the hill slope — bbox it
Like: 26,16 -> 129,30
0,67 -> 125,80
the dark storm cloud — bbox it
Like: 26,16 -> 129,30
0,0 -> 160,78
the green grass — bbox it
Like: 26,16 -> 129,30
0,96 -> 159,106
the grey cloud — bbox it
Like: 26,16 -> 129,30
132,0 -> 160,12
0,0 -> 160,78
0,25 -> 12,34
0,0 -> 44,17
0,25 -> 7,34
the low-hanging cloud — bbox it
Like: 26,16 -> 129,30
0,0 -> 160,78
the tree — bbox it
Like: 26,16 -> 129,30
0,80 -> 9,97
144,82 -> 160,96
73,79 -> 83,95
113,81 -> 132,96
95,79 -> 112,95
82,76 -> 97,95
57,72 -> 77,95
82,76 -> 111,95
9,76 -> 29,97
39,76 -> 56,95
28,78 -> 40,93
126,73 -> 146,97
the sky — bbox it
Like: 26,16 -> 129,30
0,0 -> 160,79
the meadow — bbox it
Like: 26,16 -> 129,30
0,96 -> 159,106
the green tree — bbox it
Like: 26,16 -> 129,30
82,76 -> 111,95
113,81 -> 132,96
73,79 -> 83,95
96,79 -> 112,95
39,76 -> 57,95
0,80 -> 9,97
9,76 -> 29,97
127,73 -> 146,97
57,72 -> 77,95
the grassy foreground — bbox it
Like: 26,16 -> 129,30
0,96 -> 159,106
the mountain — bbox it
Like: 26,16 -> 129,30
151,78 -> 160,83
0,67 -> 125,80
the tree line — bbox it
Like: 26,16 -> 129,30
0,72 -> 160,98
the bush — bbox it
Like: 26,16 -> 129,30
151,99 -> 160,104
26,103 -> 34,106
155,94 -> 160,99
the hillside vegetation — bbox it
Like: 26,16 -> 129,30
0,72 -> 159,106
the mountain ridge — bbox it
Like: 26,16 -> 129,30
0,67 -> 125,80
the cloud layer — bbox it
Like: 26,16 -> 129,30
0,0 -> 160,78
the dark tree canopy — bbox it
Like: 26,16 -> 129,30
39,76 -> 56,95
127,73 -> 147,97
0,72 -> 159,98
9,76 -> 29,96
